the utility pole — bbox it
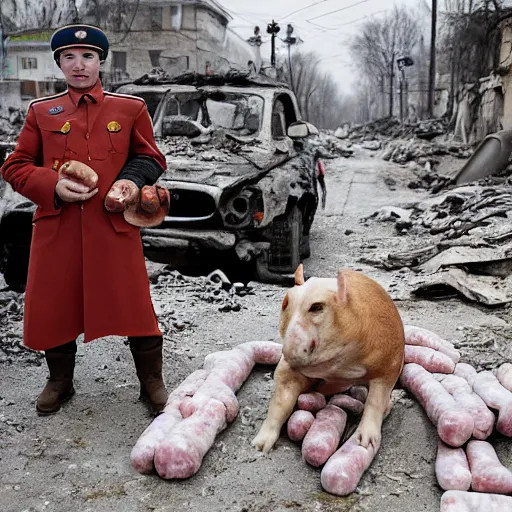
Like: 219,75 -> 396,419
266,20 -> 280,68
428,0 -> 437,118
389,53 -> 395,118
283,24 -> 298,92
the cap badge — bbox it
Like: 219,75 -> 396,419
107,121 -> 121,133
48,105 -> 64,115
60,121 -> 71,134
74,30 -> 87,40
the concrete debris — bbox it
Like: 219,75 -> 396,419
0,108 -> 25,137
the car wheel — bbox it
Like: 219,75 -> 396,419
267,205 -> 302,274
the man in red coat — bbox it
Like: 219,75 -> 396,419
1,24 -> 169,416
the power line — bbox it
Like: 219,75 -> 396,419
279,0 -> 335,21
306,0 -> 371,21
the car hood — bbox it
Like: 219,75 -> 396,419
157,135 -> 294,189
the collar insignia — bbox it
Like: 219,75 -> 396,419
48,106 -> 64,115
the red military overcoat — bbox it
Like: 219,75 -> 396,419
1,80 -> 165,350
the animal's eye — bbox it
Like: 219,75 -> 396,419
309,302 -> 324,313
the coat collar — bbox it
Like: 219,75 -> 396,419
67,79 -> 104,106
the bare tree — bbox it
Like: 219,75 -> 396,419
1,0 -> 78,31
348,5 -> 420,119
276,50 -> 355,129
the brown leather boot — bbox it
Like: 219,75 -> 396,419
129,336 -> 168,415
36,340 -> 76,416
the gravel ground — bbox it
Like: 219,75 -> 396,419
1,148 -> 511,512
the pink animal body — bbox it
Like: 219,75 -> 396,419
440,490 -> 512,511
297,392 -> 327,413
404,325 -> 460,363
131,341 -> 282,479
453,363 -> 478,386
302,405 -> 347,467
435,439 -> 471,491
287,410 -> 315,442
496,363 -> 512,393
328,394 -> 365,415
400,363 -> 474,447
320,433 -> 380,496
466,440 -> 512,494
435,373 -> 495,440
404,345 -> 455,374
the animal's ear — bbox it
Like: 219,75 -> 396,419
282,292 -> 289,311
294,264 -> 305,286
337,270 -> 348,304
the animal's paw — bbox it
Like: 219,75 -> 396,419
251,425 -> 280,455
354,423 -> 381,451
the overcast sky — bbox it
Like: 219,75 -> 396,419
220,0 -> 430,94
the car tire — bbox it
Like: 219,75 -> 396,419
267,205 -> 302,274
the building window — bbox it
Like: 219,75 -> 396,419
21,57 -> 37,70
151,7 -> 163,30
170,5 -> 182,31
112,51 -> 127,72
148,50 -> 162,67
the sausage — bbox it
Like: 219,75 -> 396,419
58,160 -> 98,189
435,373 -> 495,440
454,363 -> 478,387
104,179 -> 139,212
328,394 -> 365,415
238,341 -> 282,365
130,369 -> 208,473
124,184 -> 171,228
470,371 -> 512,437
139,184 -> 160,214
302,405 -> 347,467
466,440 -> 512,494
404,345 -> 455,374
131,341 -> 281,479
348,386 -> 368,403
287,410 -> 315,442
435,439 -> 471,491
320,433 -> 379,496
297,392 -> 327,413
400,363 -> 474,447
496,363 -> 512,393
440,490 -> 512,511
404,325 -> 460,363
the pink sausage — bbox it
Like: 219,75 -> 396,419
404,345 -> 455,374
404,325 -> 460,362
454,363 -> 478,386
466,440 -> 512,494
130,369 -> 208,473
328,394 -> 365,415
348,386 -> 368,403
302,405 -> 347,467
436,374 -> 495,440
237,341 -> 283,365
287,410 -> 315,442
400,363 -> 474,447
440,490 -> 512,511
320,433 -> 379,496
298,392 -> 327,413
471,371 -> 512,437
154,399 -> 227,479
496,363 -> 512,393
435,439 -> 471,491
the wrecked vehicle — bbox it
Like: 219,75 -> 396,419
0,71 -> 324,289
115,71 -> 324,282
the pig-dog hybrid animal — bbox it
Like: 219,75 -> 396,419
252,265 -> 405,454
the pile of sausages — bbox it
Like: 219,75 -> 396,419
130,341 -> 283,479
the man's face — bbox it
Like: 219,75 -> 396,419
59,48 -> 100,89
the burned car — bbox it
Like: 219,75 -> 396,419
115,72 -> 324,282
0,71 -> 324,289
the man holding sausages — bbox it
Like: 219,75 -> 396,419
1,24 -> 169,416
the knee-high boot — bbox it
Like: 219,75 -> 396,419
128,336 -> 168,414
36,340 -> 76,415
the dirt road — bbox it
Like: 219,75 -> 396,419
1,150 -> 510,512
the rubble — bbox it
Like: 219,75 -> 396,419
0,108 -> 25,137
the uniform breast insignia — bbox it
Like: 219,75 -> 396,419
107,121 -> 121,133
60,121 -> 71,134
48,106 -> 64,115
52,160 -> 60,170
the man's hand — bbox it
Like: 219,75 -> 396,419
104,179 -> 140,213
55,178 -> 99,203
